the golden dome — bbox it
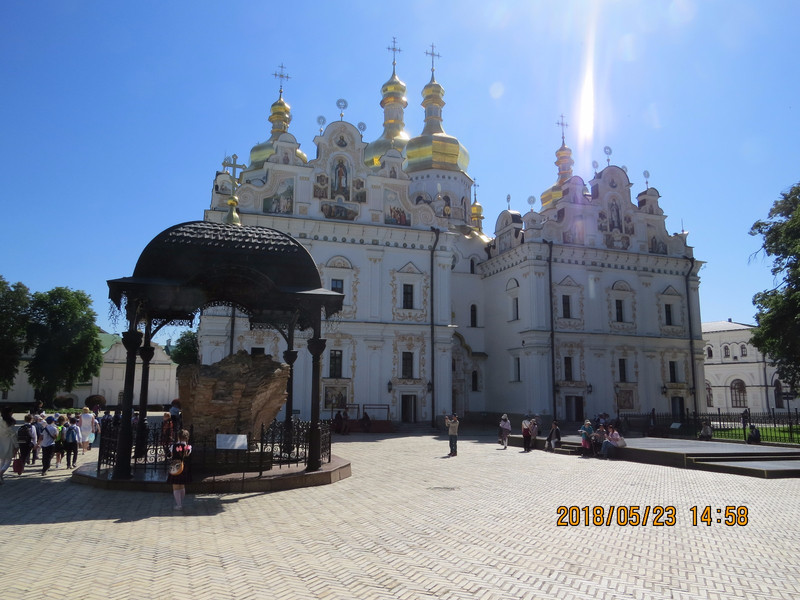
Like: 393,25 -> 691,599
541,139 -> 574,209
404,73 -> 469,173
364,70 -> 411,168
470,198 -> 484,231
249,91 -> 308,169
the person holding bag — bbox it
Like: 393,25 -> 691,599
168,429 -> 192,511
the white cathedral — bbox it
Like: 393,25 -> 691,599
197,52 -> 705,427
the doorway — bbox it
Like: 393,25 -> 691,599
401,394 -> 417,423
565,395 -> 584,422
671,396 -> 685,422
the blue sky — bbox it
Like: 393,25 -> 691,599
2,1 -> 798,342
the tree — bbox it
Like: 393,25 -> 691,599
750,181 -> 800,391
0,276 -> 30,391
169,330 -> 199,366
25,287 -> 103,406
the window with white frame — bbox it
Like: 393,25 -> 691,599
329,349 -> 343,379
740,345 -> 747,357
506,278 -> 520,321
609,281 -> 635,329
619,358 -> 627,383
564,356 -> 573,381
403,284 -> 414,309
401,352 -> 414,379
513,356 -> 521,382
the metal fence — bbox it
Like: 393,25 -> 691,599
97,418 -> 331,478
619,408 -> 800,444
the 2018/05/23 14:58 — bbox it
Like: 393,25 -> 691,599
555,505 -> 749,527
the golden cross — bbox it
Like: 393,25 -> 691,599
387,37 -> 402,73
425,43 -> 441,73
556,114 -> 569,143
273,63 -> 290,96
222,153 -> 246,184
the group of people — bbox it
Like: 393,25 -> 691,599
578,420 -> 623,459
0,405 -> 101,481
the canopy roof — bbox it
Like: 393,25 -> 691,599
108,221 -> 342,330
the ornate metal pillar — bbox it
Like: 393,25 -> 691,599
134,343 -> 155,458
306,336 -> 326,472
282,349 -> 299,454
112,324 -> 143,479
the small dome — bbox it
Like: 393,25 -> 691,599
249,93 -> 307,169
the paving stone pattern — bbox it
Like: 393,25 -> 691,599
2,434 -> 799,600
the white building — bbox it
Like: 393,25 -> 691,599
198,54 -> 705,425
4,333 -> 178,409
702,320 -> 788,413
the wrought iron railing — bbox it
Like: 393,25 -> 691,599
97,418 -> 331,478
619,409 -> 800,444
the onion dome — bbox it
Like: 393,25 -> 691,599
541,137 -> 574,209
249,90 -> 308,169
223,195 -> 241,226
403,68 -> 469,174
470,197 -> 484,231
363,64 -> 411,168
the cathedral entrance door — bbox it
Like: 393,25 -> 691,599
671,396 -> 685,422
401,394 -> 417,423
565,395 -> 584,423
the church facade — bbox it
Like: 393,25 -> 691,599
197,54 -> 705,426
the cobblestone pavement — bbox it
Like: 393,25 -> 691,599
2,433 -> 799,600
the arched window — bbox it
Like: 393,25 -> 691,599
731,379 -> 747,408
723,346 -> 730,358
470,259 -> 476,274
470,304 -> 477,327
706,347 -> 713,359
740,345 -> 747,357
471,370 -> 479,391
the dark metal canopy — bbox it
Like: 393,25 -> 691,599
108,221 -> 342,329
107,220 -> 343,479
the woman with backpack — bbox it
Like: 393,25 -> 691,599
0,406 -> 19,483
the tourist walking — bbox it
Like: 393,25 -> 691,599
0,406 -> 19,483
16,414 -> 37,471
521,417 -> 532,452
39,416 -> 59,475
168,429 -> 192,511
63,417 -> 82,469
79,407 -> 96,454
499,414 -> 512,449
444,413 -> 459,457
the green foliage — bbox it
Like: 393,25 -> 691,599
25,287 -> 103,406
0,276 -> 30,391
169,330 -> 199,366
750,182 -> 800,390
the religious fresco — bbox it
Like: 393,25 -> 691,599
262,178 -> 294,214
330,158 -> 350,201
617,389 -> 634,410
383,188 -> 410,226
353,178 -> 366,203
324,385 -> 347,409
313,173 -> 328,199
321,199 -> 358,221
649,236 -> 668,255
562,218 -> 585,245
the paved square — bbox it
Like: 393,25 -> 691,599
2,433 -> 799,599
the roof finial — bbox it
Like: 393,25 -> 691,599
556,114 -> 569,145
273,63 -> 290,99
425,42 -> 441,76
506,194 -> 511,211
387,37 -> 402,75
473,180 -> 479,203
222,153 -> 246,188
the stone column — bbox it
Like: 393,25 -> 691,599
134,344 -> 155,458
112,327 -> 143,480
306,337 -> 326,472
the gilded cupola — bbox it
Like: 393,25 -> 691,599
403,46 -> 469,174
248,77 -> 308,170
540,120 -> 574,210
364,40 -> 411,169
